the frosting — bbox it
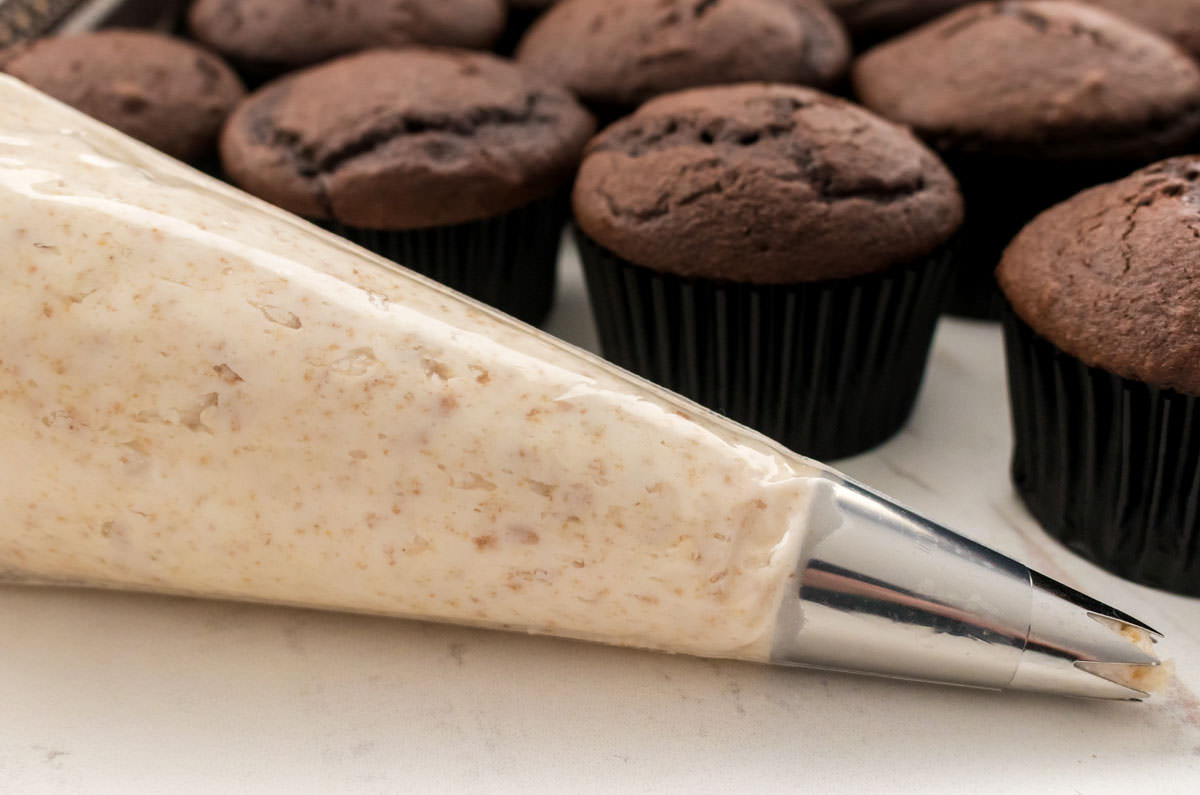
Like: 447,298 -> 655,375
0,77 -> 824,661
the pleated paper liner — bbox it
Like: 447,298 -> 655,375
942,154 -> 1150,321
325,191 -> 568,327
576,229 -> 954,461
1004,311 -> 1200,596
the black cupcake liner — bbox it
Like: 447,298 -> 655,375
576,229 -> 954,461
1004,311 -> 1200,596
325,192 -> 568,327
191,154 -> 226,181
942,155 -> 1151,321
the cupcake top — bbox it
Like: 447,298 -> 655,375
827,0 -> 972,39
1082,0 -> 1200,59
221,48 -> 594,230
572,84 -> 963,283
853,1 -> 1200,160
0,30 -> 244,163
998,157 -> 1200,395
189,0 -> 506,70
516,0 -> 850,110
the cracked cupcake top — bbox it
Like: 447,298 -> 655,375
853,1 -> 1200,160
572,84 -> 963,283
219,48 -> 595,229
515,0 -> 850,110
998,157 -> 1200,395
189,0 -> 507,71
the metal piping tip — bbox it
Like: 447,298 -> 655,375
1008,572 -> 1164,700
1029,572 -> 1162,637
770,474 -> 1168,700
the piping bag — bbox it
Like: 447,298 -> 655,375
0,78 -> 1165,700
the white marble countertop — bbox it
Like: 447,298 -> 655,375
3,238 -> 1199,793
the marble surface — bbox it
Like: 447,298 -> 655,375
2,237 -> 1199,793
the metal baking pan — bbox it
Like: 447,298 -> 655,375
0,0 -> 185,47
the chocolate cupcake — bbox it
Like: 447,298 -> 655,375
573,84 -> 963,460
998,157 -> 1200,596
827,0 -> 972,45
220,48 -> 593,326
854,1 -> 1200,319
516,0 -> 850,123
1082,0 -> 1200,60
0,29 -> 244,164
189,0 -> 506,77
